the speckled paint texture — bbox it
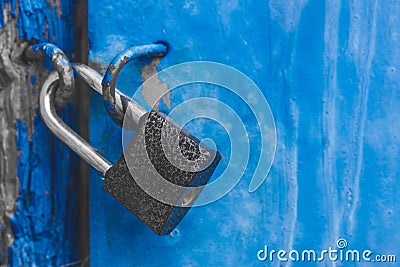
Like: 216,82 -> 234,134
0,0 -> 74,49
89,0 -> 400,266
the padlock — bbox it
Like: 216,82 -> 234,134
40,62 -> 221,235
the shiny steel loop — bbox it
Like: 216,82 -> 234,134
101,43 -> 167,126
39,71 -> 112,176
72,63 -> 147,129
31,43 -> 75,109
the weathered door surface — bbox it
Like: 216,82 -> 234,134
0,0 -> 87,266
88,1 -> 400,266
1,0 -> 400,266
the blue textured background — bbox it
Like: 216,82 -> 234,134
88,0 -> 400,266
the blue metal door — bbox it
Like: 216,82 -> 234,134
87,0 -> 400,266
2,0 -> 400,266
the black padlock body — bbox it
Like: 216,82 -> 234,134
104,110 -> 221,235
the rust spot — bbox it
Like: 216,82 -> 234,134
47,0 -> 62,18
47,0 -> 53,11
3,2 -> 11,24
16,150 -> 21,163
27,121 -> 34,142
25,75 -> 35,142
141,58 -> 170,111
44,20 -> 49,40
55,0 -> 62,18
15,0 -> 19,21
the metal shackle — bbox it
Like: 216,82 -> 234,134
39,60 -> 175,175
72,62 -> 148,129
39,70 -> 113,176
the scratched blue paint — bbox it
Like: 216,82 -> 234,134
32,43 -> 63,57
11,115 -> 79,266
32,42 -> 66,73
102,43 -> 167,85
101,43 -> 167,125
1,0 -> 78,266
29,75 -> 36,85
0,0 -> 74,54
89,0 -> 400,266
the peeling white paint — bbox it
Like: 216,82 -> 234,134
141,58 -> 170,110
